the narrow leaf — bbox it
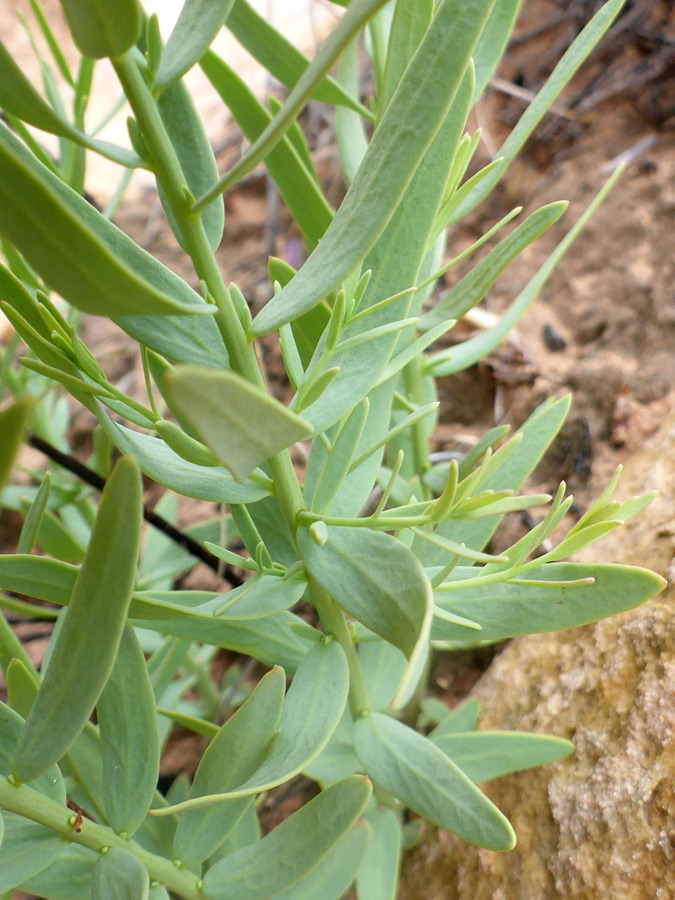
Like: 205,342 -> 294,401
431,730 -> 573,783
226,0 -> 371,117
98,624 -> 160,837
0,397 -> 33,501
12,456 -> 143,784
16,472 -> 50,555
196,0 -> 390,208
431,698 -> 481,737
472,0 -> 523,101
156,0 -> 236,89
356,806 -> 401,900
353,712 -> 515,850
173,667 -> 285,868
452,0 -> 625,219
163,366 -> 312,482
157,82 -> 224,253
201,776 -> 372,900
421,202 -> 566,329
252,0 -> 497,336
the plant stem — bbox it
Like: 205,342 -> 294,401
0,778 -> 204,900
114,53 -> 370,718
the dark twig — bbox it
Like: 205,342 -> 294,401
27,433 -> 244,586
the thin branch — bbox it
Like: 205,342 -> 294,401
26,434 -> 244,586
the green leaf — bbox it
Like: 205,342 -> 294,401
201,776 -> 372,900
16,472 -> 50,555
358,640 -> 407,712
0,702 -> 64,801
298,525 -> 432,708
96,413 -> 269,504
91,847 -> 149,900
98,624 -> 160,836
20,502 -> 85,564
356,806 -> 401,900
0,397 -> 33,503
420,202 -> 566,329
303,710 -> 361,785
0,41 -> 141,168
174,667 -> 285,868
308,399 -> 370,513
226,0 -> 370,118
0,554 -> 77,607
20,845 -> 99,900
335,37 -> 368,184
156,82 -> 224,253
272,821 -> 370,900
12,456 -> 143,784
0,810 -> 3,852
353,712 -> 515,850
58,0 -> 141,59
472,0 -> 523,101
0,813 -> 66,892
433,562 -> 665,644
378,0 -> 433,116
431,698 -> 481,737
251,0 -> 494,336
196,0 -> 391,208
431,731 -> 573,783
452,0 -> 625,219
163,366 -> 311,483
200,51 -> 333,251
6,659 -> 39,719
0,125 -> 213,319
156,0 -> 236,89
159,640 -> 348,816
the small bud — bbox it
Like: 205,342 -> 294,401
309,521 -> 328,546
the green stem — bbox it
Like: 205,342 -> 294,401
0,778 -> 204,899
114,52 -> 370,719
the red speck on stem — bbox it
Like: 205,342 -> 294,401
73,808 -> 83,833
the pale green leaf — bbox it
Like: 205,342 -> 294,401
452,0 -> 625,219
156,81 -> 224,253
196,0 -> 391,208
98,624 -> 160,836
201,776 -> 372,900
298,525 -> 432,708
163,366 -> 311,482
353,712 -> 515,850
433,563 -> 666,644
272,822 -> 370,900
173,667 -> 285,868
420,202 -> 566,329
156,0 -> 236,89
12,456 -> 142,783
356,806 -> 401,900
378,0 -> 433,116
431,698 -> 481,737
0,397 -> 33,504
91,847 -> 149,900
16,472 -> 50,555
20,845 -> 98,900
431,730 -> 573,782
226,0 -> 371,117
0,813 -> 65,892
472,0 -> 523,101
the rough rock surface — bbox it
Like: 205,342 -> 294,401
400,412 -> 675,900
